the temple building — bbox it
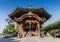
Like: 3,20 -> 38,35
9,4 -> 51,37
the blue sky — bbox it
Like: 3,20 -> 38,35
0,0 -> 60,33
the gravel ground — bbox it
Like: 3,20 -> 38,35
0,37 -> 60,42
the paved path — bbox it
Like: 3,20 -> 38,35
0,37 -> 60,42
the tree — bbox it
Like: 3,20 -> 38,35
42,20 -> 60,31
3,23 -> 17,34
3,18 -> 17,34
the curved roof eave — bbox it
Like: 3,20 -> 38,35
9,7 -> 51,21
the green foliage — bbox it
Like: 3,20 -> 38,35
42,20 -> 60,31
3,23 -> 17,33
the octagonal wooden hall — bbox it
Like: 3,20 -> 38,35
9,5 -> 51,37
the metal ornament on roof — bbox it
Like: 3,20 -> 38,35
29,3 -> 32,9
27,3 -> 33,14
29,22 -> 31,24
43,17 -> 46,21
28,11 -> 33,14
14,17 -> 17,20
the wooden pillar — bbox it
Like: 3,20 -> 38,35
36,22 -> 40,37
41,23 -> 44,28
16,23 -> 20,38
38,23 -> 40,37
16,23 -> 19,29
18,24 -> 24,37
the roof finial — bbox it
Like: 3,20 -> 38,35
29,3 -> 32,9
